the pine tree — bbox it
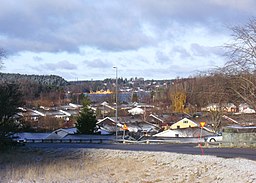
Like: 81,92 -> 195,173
76,97 -> 97,134
0,83 -> 23,146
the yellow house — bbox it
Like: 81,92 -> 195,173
170,117 -> 198,129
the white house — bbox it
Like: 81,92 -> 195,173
202,103 -> 237,112
154,127 -> 213,138
128,107 -> 144,115
238,103 -> 255,114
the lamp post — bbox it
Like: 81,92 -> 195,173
113,66 -> 118,139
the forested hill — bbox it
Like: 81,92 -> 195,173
0,73 -> 69,86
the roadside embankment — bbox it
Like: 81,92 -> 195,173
0,148 -> 255,183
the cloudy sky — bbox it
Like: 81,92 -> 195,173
0,0 -> 255,81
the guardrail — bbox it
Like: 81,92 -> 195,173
25,138 -> 114,144
118,139 -> 203,144
22,138 -> 256,147
25,139 -> 185,144
24,138 -> 204,144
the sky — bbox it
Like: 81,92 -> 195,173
0,0 -> 256,81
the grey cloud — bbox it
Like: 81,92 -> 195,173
136,0 -> 256,27
135,55 -> 148,64
155,51 -> 170,64
57,60 -> 77,70
122,64 -> 197,79
84,59 -> 112,68
190,43 -> 224,57
40,60 -> 77,71
0,0 -> 255,55
208,46 -> 225,56
0,0 -> 152,54
208,60 -> 217,66
33,56 -> 43,61
1,38 -> 78,55
191,43 -> 209,57
172,46 -> 191,59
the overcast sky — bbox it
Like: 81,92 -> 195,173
0,0 -> 255,81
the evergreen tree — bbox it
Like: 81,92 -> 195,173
132,92 -> 138,103
0,83 -> 23,146
76,97 -> 97,134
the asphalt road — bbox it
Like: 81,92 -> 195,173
25,143 -> 256,161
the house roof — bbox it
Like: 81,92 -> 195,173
97,117 -> 116,125
154,127 -> 213,137
148,114 -> 164,123
57,127 -> 77,134
121,121 -> 159,132
45,128 -> 78,139
174,117 -> 198,126
128,107 -> 144,115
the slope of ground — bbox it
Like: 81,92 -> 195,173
0,148 -> 255,183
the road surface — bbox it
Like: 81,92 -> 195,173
25,142 -> 256,161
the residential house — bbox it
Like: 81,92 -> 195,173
96,117 -> 117,135
170,117 -> 198,129
18,108 -> 45,122
46,128 -> 77,139
97,102 -> 116,117
96,115 -> 160,135
153,127 -> 213,138
238,103 -> 256,114
120,116 -> 160,135
146,114 -> 164,126
68,103 -> 83,109
223,103 -> 237,113
202,103 -> 237,113
128,107 -> 144,115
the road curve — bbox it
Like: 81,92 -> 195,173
25,143 -> 256,161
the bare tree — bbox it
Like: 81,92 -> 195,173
0,48 -> 5,70
186,72 -> 230,132
225,18 -> 256,73
223,18 -> 256,110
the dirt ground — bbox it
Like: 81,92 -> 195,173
0,148 -> 256,183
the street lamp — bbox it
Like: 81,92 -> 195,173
113,66 -> 118,139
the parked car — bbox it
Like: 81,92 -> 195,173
11,136 -> 27,145
17,138 -> 27,144
204,133 -> 222,142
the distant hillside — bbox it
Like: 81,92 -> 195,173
0,73 -> 69,86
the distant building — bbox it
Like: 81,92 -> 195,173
202,103 -> 237,113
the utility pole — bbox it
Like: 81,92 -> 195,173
113,66 -> 118,139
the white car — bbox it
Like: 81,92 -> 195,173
11,136 -> 27,145
204,133 -> 223,142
